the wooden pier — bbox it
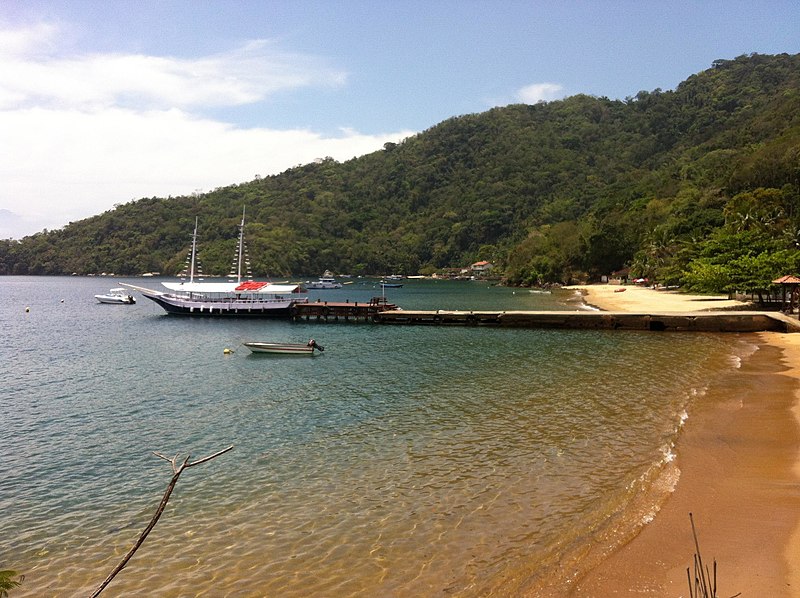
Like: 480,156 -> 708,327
372,309 -> 800,332
291,296 -> 398,322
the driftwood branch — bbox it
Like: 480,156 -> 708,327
90,445 -> 234,598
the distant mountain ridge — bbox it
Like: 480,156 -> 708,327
2,53 -> 799,291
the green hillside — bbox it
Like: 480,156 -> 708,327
2,53 -> 799,295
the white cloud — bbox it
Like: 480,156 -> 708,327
0,23 -> 412,239
0,25 -> 347,111
0,21 -> 60,57
515,82 -> 565,104
0,106 -> 413,238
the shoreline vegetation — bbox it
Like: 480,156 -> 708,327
562,284 -> 800,597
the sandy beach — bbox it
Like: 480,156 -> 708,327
564,285 -> 800,597
573,283 -> 753,313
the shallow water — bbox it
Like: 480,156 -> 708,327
0,277 -> 743,596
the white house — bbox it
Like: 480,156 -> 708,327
471,261 -> 494,276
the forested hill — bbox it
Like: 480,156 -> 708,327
3,53 -> 799,293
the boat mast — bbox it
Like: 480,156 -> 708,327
189,217 -> 199,284
226,207 -> 254,284
237,207 -> 245,284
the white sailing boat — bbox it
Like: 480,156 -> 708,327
126,209 -> 307,317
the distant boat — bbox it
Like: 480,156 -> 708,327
125,209 -> 307,317
94,288 -> 136,304
306,271 -> 343,289
244,339 -> 324,355
380,280 -> 403,288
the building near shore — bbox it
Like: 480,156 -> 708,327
471,261 -> 494,278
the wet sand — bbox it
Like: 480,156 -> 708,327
564,285 -> 800,597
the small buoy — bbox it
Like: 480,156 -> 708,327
60,299 -> 65,303
25,307 -> 30,312
223,347 -> 234,355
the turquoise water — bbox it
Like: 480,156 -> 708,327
0,277 -> 743,596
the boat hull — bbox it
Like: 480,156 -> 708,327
305,282 -> 343,289
95,295 -> 135,304
141,290 -> 297,317
244,342 -> 317,355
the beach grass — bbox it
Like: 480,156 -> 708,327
687,512 -> 741,598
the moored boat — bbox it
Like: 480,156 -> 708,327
94,288 -> 136,304
306,271 -> 343,289
244,339 -> 324,355
136,280 -> 306,316
124,210 -> 308,317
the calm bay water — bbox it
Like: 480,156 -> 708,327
0,277 -> 746,596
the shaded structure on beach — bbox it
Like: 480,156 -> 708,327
773,275 -> 800,315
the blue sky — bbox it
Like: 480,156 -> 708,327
1,1 -> 798,239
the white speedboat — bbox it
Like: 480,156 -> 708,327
95,288 -> 136,304
244,339 -> 324,355
124,209 -> 307,317
305,271 -> 343,289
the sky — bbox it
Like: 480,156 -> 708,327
1,1 -> 798,240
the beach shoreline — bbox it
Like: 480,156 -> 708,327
561,285 -> 800,597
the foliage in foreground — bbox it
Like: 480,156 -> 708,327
0,570 -> 23,597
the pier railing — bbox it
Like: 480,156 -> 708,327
291,297 -> 398,322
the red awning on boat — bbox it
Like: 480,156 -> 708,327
235,281 -> 270,291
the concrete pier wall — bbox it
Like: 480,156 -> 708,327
375,310 -> 800,333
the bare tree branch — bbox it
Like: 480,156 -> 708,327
90,445 -> 234,597
187,445 -> 234,467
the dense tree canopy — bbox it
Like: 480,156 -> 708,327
2,53 -> 799,296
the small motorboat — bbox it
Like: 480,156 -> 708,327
305,271 -> 343,289
244,339 -> 324,355
379,280 -> 403,288
95,288 -> 136,304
